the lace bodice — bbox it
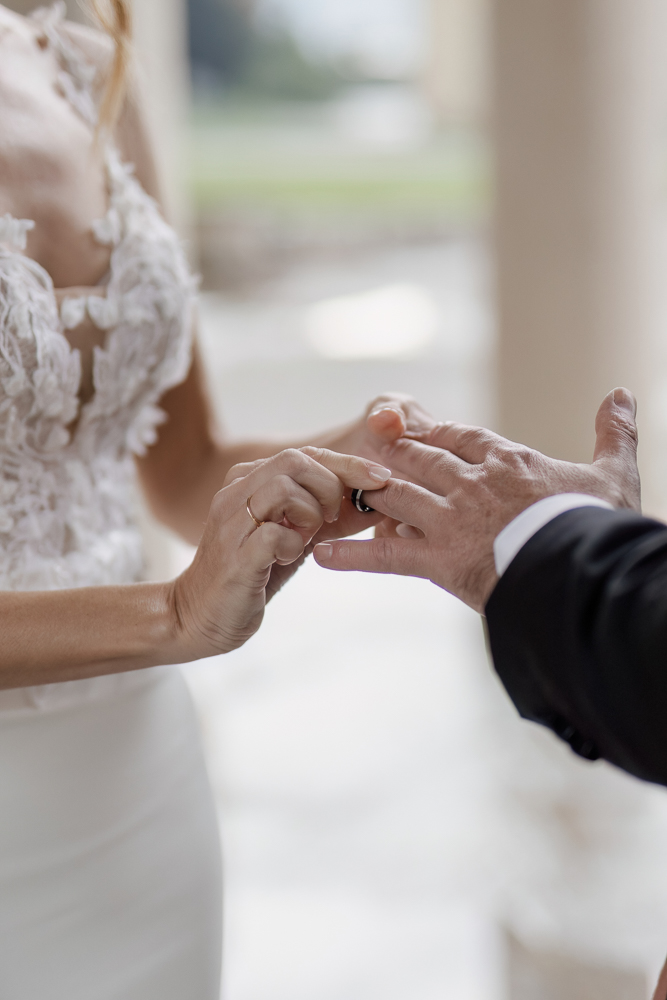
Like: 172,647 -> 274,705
0,3 -> 195,591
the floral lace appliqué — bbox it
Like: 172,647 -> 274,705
0,4 -> 195,592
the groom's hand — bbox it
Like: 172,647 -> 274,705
314,389 -> 641,613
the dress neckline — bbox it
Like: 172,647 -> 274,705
0,2 -> 195,463
0,4 -> 136,443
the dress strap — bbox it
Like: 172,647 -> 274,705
31,2 -> 99,127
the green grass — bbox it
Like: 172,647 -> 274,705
186,100 -> 490,225
190,170 -> 488,220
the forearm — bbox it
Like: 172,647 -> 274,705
0,583 -> 180,690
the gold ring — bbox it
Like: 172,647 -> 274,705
246,495 -> 265,529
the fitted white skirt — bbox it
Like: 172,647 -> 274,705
0,666 -> 222,1000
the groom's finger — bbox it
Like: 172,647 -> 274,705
350,479 -> 441,530
314,536 -> 426,577
592,387 -> 641,512
424,422 -> 508,465
381,438 -> 468,493
593,388 -> 638,468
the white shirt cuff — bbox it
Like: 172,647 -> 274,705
493,494 -> 614,577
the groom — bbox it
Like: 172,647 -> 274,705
315,387 -> 667,789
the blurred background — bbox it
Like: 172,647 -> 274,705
10,0 -> 667,996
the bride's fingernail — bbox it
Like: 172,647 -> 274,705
315,543 -> 333,559
368,465 -> 392,481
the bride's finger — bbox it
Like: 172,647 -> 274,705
229,449 -> 391,524
299,446 -> 392,490
223,458 -> 268,488
245,476 -> 324,541
244,520 -> 306,569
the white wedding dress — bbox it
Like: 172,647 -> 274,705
0,6 -> 221,998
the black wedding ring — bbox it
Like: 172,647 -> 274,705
351,488 -> 375,513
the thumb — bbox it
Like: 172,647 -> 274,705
366,406 -> 407,443
593,387 -> 638,465
313,536 -> 423,577
593,387 -> 641,511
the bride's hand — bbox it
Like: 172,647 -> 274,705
168,448 -> 393,659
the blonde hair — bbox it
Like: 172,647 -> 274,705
87,0 -> 133,129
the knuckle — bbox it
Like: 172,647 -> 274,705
280,448 -> 309,472
224,462 -> 250,487
226,458 -> 267,486
374,535 -> 398,572
226,462 -> 244,481
209,488 -> 228,517
420,447 -> 447,476
273,473 -> 297,496
301,446 -> 346,479
612,413 -> 639,447
382,478 -> 407,502
327,480 -> 345,503
261,521 -> 284,545
383,479 -> 421,518
336,541 -> 352,565
455,425 -> 483,446
444,420 -> 464,439
514,444 -> 535,464
425,420 -> 456,446
490,442 -> 531,468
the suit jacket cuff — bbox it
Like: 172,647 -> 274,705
494,494 -> 614,576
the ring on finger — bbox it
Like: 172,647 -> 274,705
351,488 -> 375,513
246,495 -> 266,529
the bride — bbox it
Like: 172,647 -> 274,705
0,2 -> 435,997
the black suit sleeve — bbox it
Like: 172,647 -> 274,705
485,506 -> 667,786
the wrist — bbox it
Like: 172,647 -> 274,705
449,553 -> 498,615
134,581 -> 190,665
163,574 -> 234,663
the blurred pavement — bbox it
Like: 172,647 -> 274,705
177,236 -> 667,1000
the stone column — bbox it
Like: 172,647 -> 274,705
494,0 -> 665,511
128,0 -> 193,579
131,0 -> 191,231
422,0 -> 489,125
